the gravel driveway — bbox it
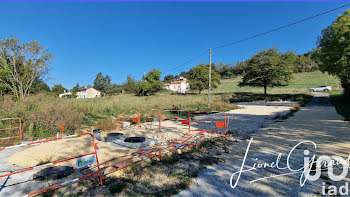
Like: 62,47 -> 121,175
177,92 -> 350,197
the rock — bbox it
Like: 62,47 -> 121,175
122,121 -> 131,128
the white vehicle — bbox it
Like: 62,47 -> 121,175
309,85 -> 332,92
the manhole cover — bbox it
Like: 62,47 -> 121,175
33,166 -> 74,181
105,133 -> 123,142
124,137 -> 145,143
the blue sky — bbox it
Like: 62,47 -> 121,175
0,1 -> 347,89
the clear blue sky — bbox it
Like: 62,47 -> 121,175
0,1 -> 347,89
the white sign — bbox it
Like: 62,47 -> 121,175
76,155 -> 96,168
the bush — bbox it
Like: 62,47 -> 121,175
330,90 -> 350,121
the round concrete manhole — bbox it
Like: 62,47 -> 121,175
105,133 -> 123,142
33,166 -> 74,181
124,137 -> 145,143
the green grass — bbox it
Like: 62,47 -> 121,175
330,90 -> 350,121
213,71 -> 340,94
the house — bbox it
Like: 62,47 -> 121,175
76,87 -> 101,99
164,77 -> 190,93
58,90 -> 72,98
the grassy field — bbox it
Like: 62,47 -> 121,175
0,93 -> 237,140
212,71 -> 340,94
0,71 -> 342,141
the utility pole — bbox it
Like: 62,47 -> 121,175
208,48 -> 212,108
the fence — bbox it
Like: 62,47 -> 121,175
117,109 -> 228,136
0,118 -> 22,149
188,111 -> 228,136
96,129 -> 209,178
117,109 -> 191,133
1,110 -> 229,196
118,110 -> 140,130
0,133 -> 103,197
138,108 -> 161,132
161,109 -> 191,132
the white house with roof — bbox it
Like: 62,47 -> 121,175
76,87 -> 101,99
58,90 -> 72,98
164,77 -> 190,93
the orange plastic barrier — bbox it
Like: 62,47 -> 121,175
0,118 -> 22,149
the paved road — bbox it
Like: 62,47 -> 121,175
177,92 -> 350,197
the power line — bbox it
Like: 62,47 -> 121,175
162,49 -> 208,75
212,3 -> 350,50
162,3 -> 350,76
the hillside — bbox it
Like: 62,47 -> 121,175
213,71 -> 340,94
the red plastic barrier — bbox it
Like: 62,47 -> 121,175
0,118 -> 22,148
189,111 -> 227,136
181,120 -> 189,125
118,110 -> 139,129
161,109 -> 191,132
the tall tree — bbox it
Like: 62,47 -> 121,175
51,84 -> 67,95
0,36 -> 53,100
217,62 -> 235,79
30,77 -> 50,94
232,61 -> 248,76
239,48 -> 293,95
187,64 -> 221,94
316,10 -> 350,98
163,74 -> 175,83
71,83 -> 81,93
136,69 -> 163,96
93,72 -> 111,93
123,75 -> 138,93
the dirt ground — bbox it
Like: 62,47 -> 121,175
7,120 -> 194,167
177,92 -> 350,197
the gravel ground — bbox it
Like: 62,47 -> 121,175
177,93 -> 350,197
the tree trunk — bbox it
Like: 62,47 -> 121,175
264,86 -> 267,95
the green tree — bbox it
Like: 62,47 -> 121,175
106,83 -> 122,96
30,77 -> 50,94
217,62 -> 235,79
123,75 -> 138,93
163,74 -> 175,83
0,83 -> 9,96
179,71 -> 188,78
317,9 -> 350,98
71,83 -> 81,93
136,69 -> 163,96
239,48 -> 293,95
187,64 -> 221,94
281,51 -> 318,73
0,36 -> 53,100
232,61 -> 248,76
51,84 -> 67,95
93,72 -> 111,93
